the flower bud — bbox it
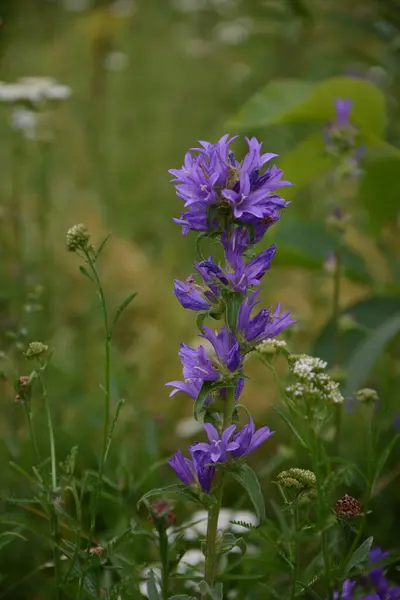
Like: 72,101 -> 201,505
355,388 -> 379,404
338,314 -> 359,333
334,494 -> 361,518
66,223 -> 90,252
256,338 -> 287,357
148,499 -> 175,530
277,468 -> 316,492
25,341 -> 48,360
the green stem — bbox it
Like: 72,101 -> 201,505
85,250 -> 111,509
76,249 -> 111,599
159,526 -> 169,600
22,403 -> 41,463
10,133 -> 25,315
332,246 -> 342,457
202,390 -> 235,597
39,369 -> 61,600
290,504 -> 299,600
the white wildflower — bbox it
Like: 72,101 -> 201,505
288,354 -> 344,404
104,51 -> 129,72
177,549 -> 204,574
214,18 -> 253,45
0,77 -> 71,107
10,108 -> 38,139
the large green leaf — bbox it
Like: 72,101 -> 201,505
312,296 -> 400,366
271,216 -> 372,284
228,79 -> 314,130
228,463 -> 266,522
277,132 -> 334,200
344,313 -> 400,395
229,76 -> 386,137
345,537 -> 373,575
358,158 -> 400,233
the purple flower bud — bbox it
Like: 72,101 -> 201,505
173,278 -> 211,311
230,417 -> 274,458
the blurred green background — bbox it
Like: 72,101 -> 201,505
0,0 -> 400,598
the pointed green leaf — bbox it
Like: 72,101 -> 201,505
96,232 -> 112,258
344,313 -> 400,395
138,484 -> 205,508
147,571 -> 161,600
225,292 -> 243,332
79,265 -> 94,282
372,434 -> 400,493
112,292 -> 137,328
229,463 -> 265,522
194,381 -> 214,422
345,536 -> 373,575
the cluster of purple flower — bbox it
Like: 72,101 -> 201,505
335,548 -> 400,600
166,135 -> 295,493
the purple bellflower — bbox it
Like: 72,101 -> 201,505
231,417 -> 274,458
174,277 -> 212,311
165,375 -> 244,404
170,135 -> 292,234
192,423 -> 239,462
168,448 -> 215,493
334,99 -> 353,128
237,291 -> 295,345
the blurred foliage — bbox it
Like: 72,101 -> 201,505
0,0 -> 399,598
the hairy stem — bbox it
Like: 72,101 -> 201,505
290,503 -> 299,600
39,369 -> 61,599
22,403 -> 41,463
202,389 -> 235,597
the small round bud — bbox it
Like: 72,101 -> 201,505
148,499 -> 175,530
355,388 -> 379,404
25,341 -> 48,360
338,314 -> 358,333
66,223 -> 90,252
277,468 -> 316,492
334,494 -> 361,518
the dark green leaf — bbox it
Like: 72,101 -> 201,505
271,217 -> 372,284
228,463 -> 265,522
344,313 -> 400,395
372,434 -> 400,494
296,582 -> 323,600
345,537 -> 373,575
313,295 -> 400,366
147,571 -> 161,600
225,292 -> 243,332
194,381 -> 214,422
169,596 -> 197,600
112,292 -> 137,328
138,484 -> 205,508
359,159 -> 400,233
196,312 -> 208,332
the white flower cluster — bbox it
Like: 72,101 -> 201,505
256,338 -> 287,356
287,354 -> 344,405
0,77 -> 71,106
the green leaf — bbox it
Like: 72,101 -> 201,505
313,295 -> 400,366
225,292 -> 243,332
228,463 -> 265,522
79,265 -> 94,282
112,292 -> 137,328
198,581 -> 223,600
96,232 -> 111,258
169,596 -> 197,600
196,312 -> 208,332
358,158 -> 400,233
273,405 -> 308,449
271,216 -> 372,284
193,381 -> 214,422
296,582 -> 323,600
147,571 -> 161,600
345,536 -> 373,575
277,132 -> 334,200
228,79 -> 315,130
229,76 -> 386,138
344,313 -> 400,395
372,434 -> 400,494
138,484 -> 205,508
